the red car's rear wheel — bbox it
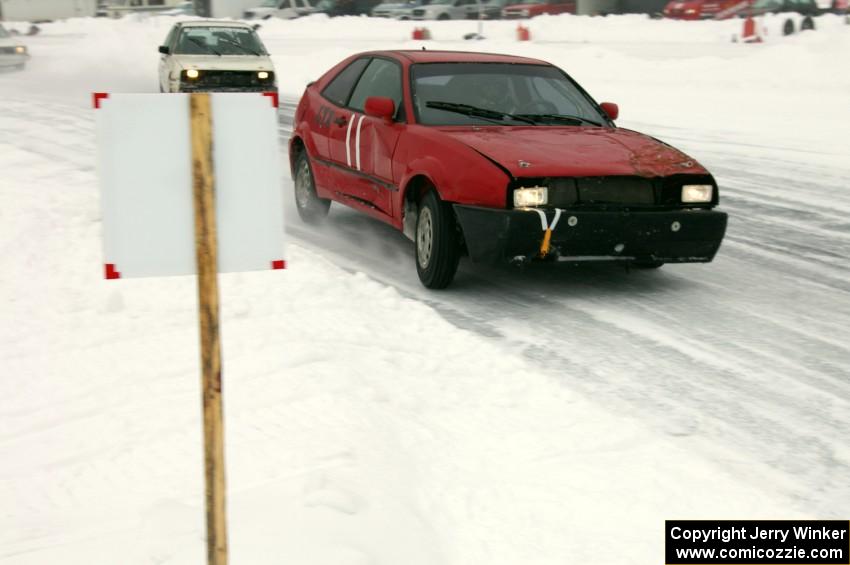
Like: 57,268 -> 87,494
293,152 -> 330,224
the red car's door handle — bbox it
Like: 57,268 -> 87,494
334,116 -> 348,127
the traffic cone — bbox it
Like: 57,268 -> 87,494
412,27 -> 431,40
516,24 -> 531,41
741,16 -> 762,43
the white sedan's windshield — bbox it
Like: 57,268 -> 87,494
174,27 -> 268,56
411,63 -> 607,127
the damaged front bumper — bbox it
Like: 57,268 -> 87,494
452,205 -> 728,265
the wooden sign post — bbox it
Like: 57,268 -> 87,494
190,93 -> 228,565
95,90 -> 286,565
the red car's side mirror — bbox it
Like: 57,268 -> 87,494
364,96 -> 395,122
600,102 -> 619,121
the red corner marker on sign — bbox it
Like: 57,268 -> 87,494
93,92 -> 109,109
271,260 -> 286,270
104,263 -> 121,279
263,91 -> 279,109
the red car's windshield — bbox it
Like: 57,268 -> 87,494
411,62 -> 607,127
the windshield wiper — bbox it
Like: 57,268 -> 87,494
187,36 -> 220,56
216,37 -> 261,56
425,101 -> 537,126
516,113 -> 603,126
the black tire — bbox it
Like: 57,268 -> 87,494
801,16 -> 815,30
293,151 -> 330,224
415,190 -> 461,289
632,260 -> 665,269
783,18 -> 795,35
437,12 -> 450,19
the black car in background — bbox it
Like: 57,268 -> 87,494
314,0 -> 382,14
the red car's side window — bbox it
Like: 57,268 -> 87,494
346,58 -> 404,119
322,57 -> 370,108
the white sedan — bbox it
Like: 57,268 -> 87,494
157,21 -> 277,93
0,24 -> 29,71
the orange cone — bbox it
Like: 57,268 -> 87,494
516,24 -> 531,41
741,16 -> 762,43
412,27 -> 431,40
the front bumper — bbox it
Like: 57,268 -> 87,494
453,205 -> 728,265
0,52 -> 30,68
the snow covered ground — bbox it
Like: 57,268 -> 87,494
1,14 -> 849,565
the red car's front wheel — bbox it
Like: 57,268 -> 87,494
415,190 -> 461,289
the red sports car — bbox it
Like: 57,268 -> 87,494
662,0 -> 749,19
289,50 -> 727,288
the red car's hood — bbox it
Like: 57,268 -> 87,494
439,126 -> 707,178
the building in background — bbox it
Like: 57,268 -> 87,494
98,0 -> 187,18
0,0 -> 97,21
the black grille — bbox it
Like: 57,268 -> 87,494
512,174 -> 717,209
0,46 -> 22,54
577,177 -> 654,205
544,177 -> 654,207
185,70 -> 273,88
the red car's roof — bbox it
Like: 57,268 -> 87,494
366,50 -> 550,66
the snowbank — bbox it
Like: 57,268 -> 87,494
0,98 -> 804,564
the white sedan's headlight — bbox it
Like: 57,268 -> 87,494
681,184 -> 713,203
257,71 -> 269,79
514,186 -> 548,208
186,69 -> 200,79
15,46 -> 27,54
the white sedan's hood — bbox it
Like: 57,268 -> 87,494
175,55 -> 274,72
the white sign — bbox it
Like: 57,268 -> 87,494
95,92 -> 286,279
